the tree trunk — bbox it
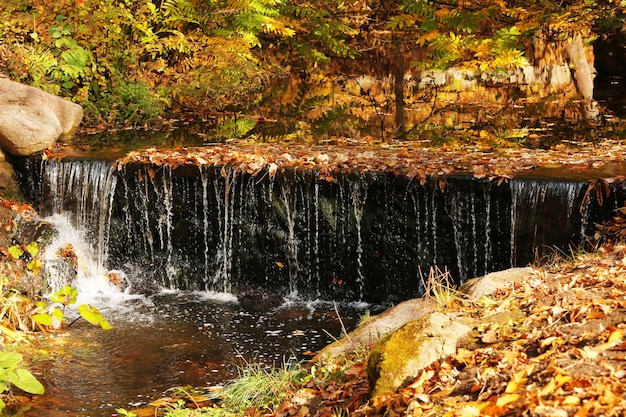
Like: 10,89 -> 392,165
392,33 -> 405,136
565,35 -> 599,119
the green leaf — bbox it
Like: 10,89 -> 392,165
51,308 -> 64,329
78,304 -> 113,330
7,245 -> 23,259
8,369 -> 45,394
51,286 -> 78,305
31,313 -> 53,326
25,242 -> 39,257
421,18 -> 437,32
0,352 -> 22,370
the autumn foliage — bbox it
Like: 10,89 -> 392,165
0,0 -> 625,137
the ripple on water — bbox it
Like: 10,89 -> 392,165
26,292 -> 368,417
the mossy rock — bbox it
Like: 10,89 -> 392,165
366,312 -> 472,396
313,297 -> 437,362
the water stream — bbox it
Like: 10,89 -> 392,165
25,215 -> 366,417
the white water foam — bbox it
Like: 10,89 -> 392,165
42,214 -> 148,309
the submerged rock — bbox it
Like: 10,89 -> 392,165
238,288 -> 284,312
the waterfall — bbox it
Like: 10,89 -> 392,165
40,159 -> 117,266
213,166 -> 237,292
350,179 -> 368,301
510,178 -> 587,265
19,156 -> 623,303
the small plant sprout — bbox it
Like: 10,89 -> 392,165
30,285 -> 112,331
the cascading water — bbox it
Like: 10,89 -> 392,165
21,166 -> 368,417
18,156 -> 625,303
510,178 -> 588,265
39,159 -> 117,267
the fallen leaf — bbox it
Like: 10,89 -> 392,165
561,395 -> 581,406
577,346 -> 599,359
496,393 -> 520,407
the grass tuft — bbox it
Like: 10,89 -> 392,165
419,266 -> 464,310
209,360 -> 307,414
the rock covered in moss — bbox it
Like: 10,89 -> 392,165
366,312 -> 472,395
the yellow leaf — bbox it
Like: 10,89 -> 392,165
505,364 -> 534,393
578,346 -> 599,359
457,405 -> 481,417
608,329 -> 623,344
585,311 -> 606,319
596,328 -> 624,351
275,261 -> 284,268
600,386 -> 621,406
540,336 -> 564,348
539,373 -> 571,396
496,393 -> 520,407
562,395 -> 580,406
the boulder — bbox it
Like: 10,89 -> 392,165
314,267 -> 536,397
0,77 -> 83,156
0,105 -> 62,156
315,268 -> 533,363
459,267 -> 533,300
366,312 -> 472,395
313,297 -> 437,361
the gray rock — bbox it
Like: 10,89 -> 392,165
0,78 -> 83,156
460,267 -> 533,300
313,297 -> 437,362
315,267 -> 536,397
0,105 -> 62,156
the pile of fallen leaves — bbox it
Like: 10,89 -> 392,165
351,243 -> 626,417
48,137 -> 626,185
593,206 -> 626,247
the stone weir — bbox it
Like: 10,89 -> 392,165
12,148 -> 626,303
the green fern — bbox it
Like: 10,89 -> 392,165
441,9 -> 482,33
311,102 -> 352,134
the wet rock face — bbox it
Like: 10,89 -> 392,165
13,156 -> 626,302
0,77 -> 83,156
0,204 -> 55,297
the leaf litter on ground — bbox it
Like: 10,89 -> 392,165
351,242 -> 626,417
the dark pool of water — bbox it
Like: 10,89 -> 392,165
23,293 -> 367,417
